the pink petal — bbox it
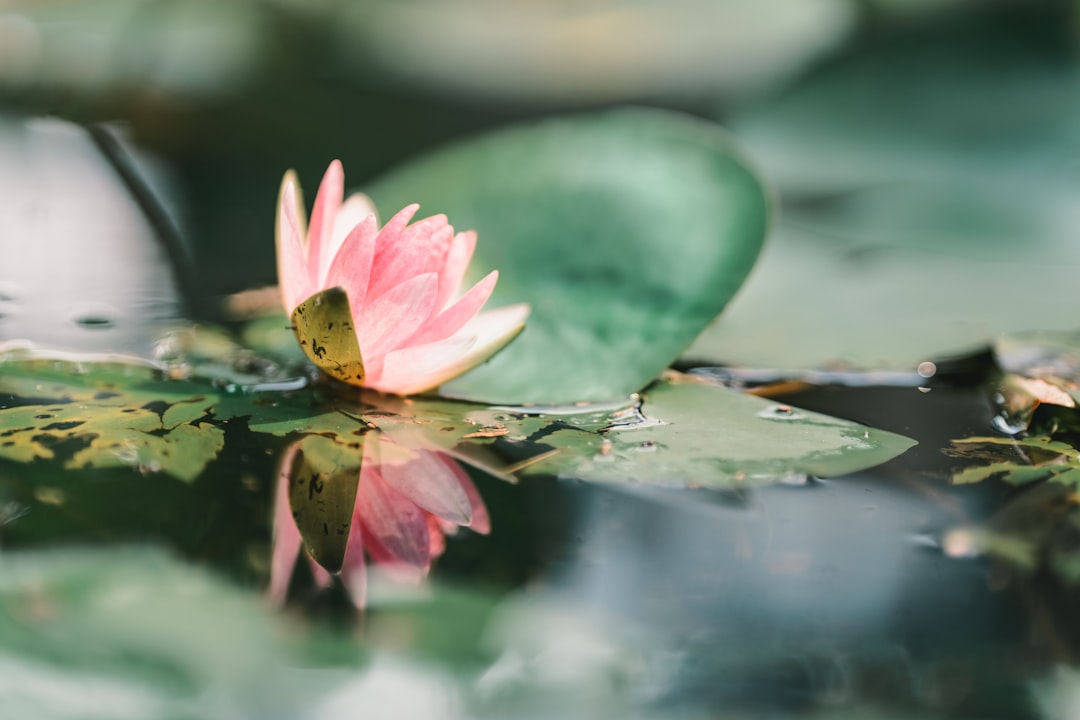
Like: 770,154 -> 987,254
355,460 -> 431,572
324,214 -> 379,318
328,193 -> 378,270
426,515 -> 447,557
366,214 -> 451,302
269,444 -> 303,605
435,231 -> 477,311
372,304 -> 529,395
375,432 -> 472,524
356,272 -> 439,363
366,204 -> 419,295
368,335 -> 476,395
308,556 -> 334,588
418,222 -> 455,278
445,457 -> 491,535
406,270 -> 498,348
340,517 -> 368,609
307,160 -> 344,287
276,172 -> 312,313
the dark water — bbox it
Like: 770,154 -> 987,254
0,357 -> 1072,719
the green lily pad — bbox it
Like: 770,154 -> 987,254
366,109 -> 770,405
0,362 -> 223,482
689,14 -> 1080,371
509,375 -> 917,487
251,374 -> 915,489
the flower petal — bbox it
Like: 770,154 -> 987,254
307,160 -> 344,286
340,517 -> 368,609
450,460 -> 491,535
374,303 -> 530,395
406,270 -> 498,348
308,557 -> 334,588
436,230 -> 477,310
324,214 -> 378,319
366,213 -> 451,302
375,431 -> 472,525
356,463 -> 431,573
269,444 -> 303,606
357,272 -> 439,364
329,193 -> 378,264
367,335 -> 476,395
275,171 -> 311,313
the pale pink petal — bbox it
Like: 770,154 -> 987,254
328,193 -> 378,270
307,160 -> 344,286
355,464 -> 431,572
276,172 -> 311,313
269,444 -> 302,605
418,223 -> 455,278
308,557 -> 334,588
324,214 -> 379,316
375,434 -> 472,524
435,231 -> 477,310
368,335 -> 476,395
406,270 -> 498,347
367,204 -> 419,292
340,518 -> 368,608
356,272 -> 439,362
426,515 -> 447,557
366,214 -> 451,302
373,304 -> 530,395
445,457 -> 491,534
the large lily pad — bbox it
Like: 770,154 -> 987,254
366,109 -> 769,405
250,374 -> 916,489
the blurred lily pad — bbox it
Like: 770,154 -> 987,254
367,109 -> 770,405
690,12 -> 1080,371
947,435 -> 1080,487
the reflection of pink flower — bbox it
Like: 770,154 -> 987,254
276,160 -> 529,395
270,428 -> 490,608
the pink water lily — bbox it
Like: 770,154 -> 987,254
276,160 -> 529,395
270,427 -> 491,609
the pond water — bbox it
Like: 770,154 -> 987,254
0,338 -> 1072,718
3,4 -> 1080,718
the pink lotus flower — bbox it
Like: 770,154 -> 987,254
276,160 -> 529,395
269,427 -> 491,608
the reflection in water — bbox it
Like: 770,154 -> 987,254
0,116 -> 183,358
270,425 -> 490,608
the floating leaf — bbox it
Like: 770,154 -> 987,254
947,435 -> 1080,488
250,373 -> 915,489
367,109 -> 769,404
0,363 -> 223,482
506,375 -> 917,487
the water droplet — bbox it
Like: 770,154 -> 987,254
917,361 -> 937,378
756,404 -> 804,420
